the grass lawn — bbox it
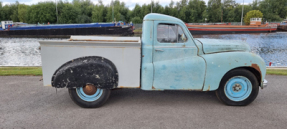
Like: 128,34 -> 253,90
133,29 -> 142,33
266,69 -> 287,76
0,67 -> 42,76
0,67 -> 286,76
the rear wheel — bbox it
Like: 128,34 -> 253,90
69,84 -> 111,108
216,69 -> 259,106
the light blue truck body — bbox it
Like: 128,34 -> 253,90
141,13 -> 266,91
39,13 -> 267,107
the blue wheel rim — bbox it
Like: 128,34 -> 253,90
224,76 -> 252,102
76,86 -> 103,102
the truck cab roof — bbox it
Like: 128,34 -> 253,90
143,13 -> 185,24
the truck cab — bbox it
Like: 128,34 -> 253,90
39,13 -> 267,108
141,14 -> 206,91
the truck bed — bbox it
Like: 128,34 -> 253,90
39,36 -> 141,88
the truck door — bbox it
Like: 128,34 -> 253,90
152,22 -> 206,90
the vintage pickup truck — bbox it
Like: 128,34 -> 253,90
39,13 -> 267,108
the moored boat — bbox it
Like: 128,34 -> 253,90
278,18 -> 287,31
0,21 -> 134,38
186,18 -> 277,35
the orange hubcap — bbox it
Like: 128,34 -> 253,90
83,84 -> 97,95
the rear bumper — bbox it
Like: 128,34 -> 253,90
260,79 -> 268,89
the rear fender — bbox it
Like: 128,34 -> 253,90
52,56 -> 118,89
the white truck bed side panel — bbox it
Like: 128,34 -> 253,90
39,37 -> 141,88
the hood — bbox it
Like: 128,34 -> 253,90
195,38 -> 250,54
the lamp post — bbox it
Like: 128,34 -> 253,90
151,0 -> 153,13
241,0 -> 244,25
112,0 -> 114,22
56,0 -> 58,23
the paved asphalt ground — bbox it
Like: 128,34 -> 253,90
0,75 -> 286,129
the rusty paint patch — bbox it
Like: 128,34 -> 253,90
251,64 -> 261,75
152,86 -> 156,89
207,85 -> 210,91
187,89 -> 203,91
118,86 -> 140,88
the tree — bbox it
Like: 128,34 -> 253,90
244,10 -> 263,25
152,2 -> 164,14
76,15 -> 92,23
58,2 -> 80,23
18,4 -> 29,22
0,2 -> 3,21
73,0 -> 93,17
178,6 -> 188,22
259,0 -> 286,22
10,1 -> 20,22
130,4 -> 141,19
222,0 -> 237,22
233,5 -> 252,22
251,0 -> 259,10
92,0 -> 107,22
27,2 -> 57,23
187,0 -> 207,23
207,0 -> 222,22
105,0 -> 129,22
164,0 -> 178,17
131,17 -> 142,23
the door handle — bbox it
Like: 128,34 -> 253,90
155,49 -> 164,52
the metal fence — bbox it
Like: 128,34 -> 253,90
186,22 -> 243,25
133,24 -> 143,30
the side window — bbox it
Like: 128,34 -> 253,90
157,23 -> 187,43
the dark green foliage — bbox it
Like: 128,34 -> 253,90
58,2 -> 80,23
27,2 -> 57,24
18,4 -> 29,22
0,2 -> 3,21
187,0 -> 207,22
76,15 -> 92,23
92,0 -> 107,22
131,17 -> 142,23
259,0 -> 287,21
0,0 -> 286,24
105,0 -> 130,22
1,2 -> 18,21
207,0 -> 222,22
10,1 -> 19,22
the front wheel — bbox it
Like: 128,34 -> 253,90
69,84 -> 111,108
216,69 -> 259,106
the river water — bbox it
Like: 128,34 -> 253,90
0,32 -> 287,66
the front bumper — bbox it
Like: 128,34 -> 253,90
260,79 -> 268,89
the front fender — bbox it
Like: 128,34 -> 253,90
201,52 -> 266,91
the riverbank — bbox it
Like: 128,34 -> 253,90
1,33 -> 286,66
0,67 -> 42,76
0,67 -> 286,76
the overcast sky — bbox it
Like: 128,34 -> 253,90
1,0 -> 255,10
